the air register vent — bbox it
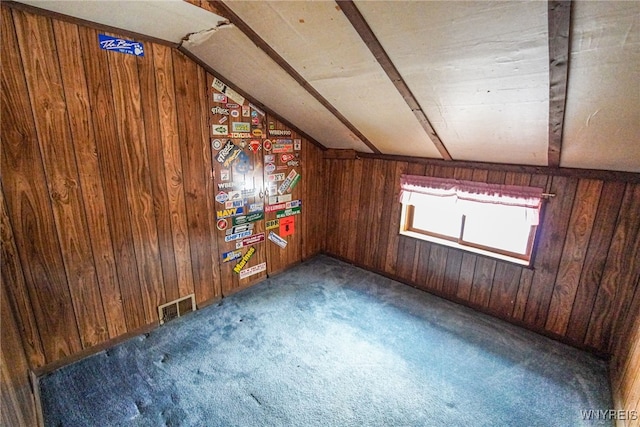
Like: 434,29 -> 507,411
158,294 -> 196,325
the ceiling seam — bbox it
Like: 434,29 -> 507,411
209,0 -> 381,154
547,0 -> 572,168
335,0 -> 452,161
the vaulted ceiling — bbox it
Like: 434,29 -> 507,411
12,0 -> 640,172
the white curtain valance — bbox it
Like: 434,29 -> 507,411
399,174 -> 544,225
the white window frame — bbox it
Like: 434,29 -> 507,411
398,176 -> 543,266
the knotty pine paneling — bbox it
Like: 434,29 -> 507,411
1,4 -> 325,370
324,156 -> 640,355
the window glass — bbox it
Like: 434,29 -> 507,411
399,175 -> 543,265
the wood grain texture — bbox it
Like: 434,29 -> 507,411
2,7 -> 82,363
512,174 -> 549,321
585,184 -> 640,352
394,163 -> 425,280
2,4 -> 322,370
152,43 -> 196,300
545,179 -> 601,335
264,116 -> 303,275
52,19 -> 127,340
565,181 -> 626,344
0,183 -> 45,368
137,42 -> 179,304
345,159 -> 363,261
523,175 -> 577,330
1,281 -> 38,427
199,69 -> 222,302
323,157 -> 639,355
15,7 -> 109,349
610,287 -> 640,427
383,161 -> 408,275
109,36 -> 165,325
301,142 -> 326,259
175,53 -> 219,301
79,26 -> 146,332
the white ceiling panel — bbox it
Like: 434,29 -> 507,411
223,0 -> 442,158
561,0 -> 640,173
15,0 -> 226,44
355,0 -> 550,166
183,25 -> 373,152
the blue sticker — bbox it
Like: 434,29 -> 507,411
234,151 -> 251,175
99,34 -> 144,57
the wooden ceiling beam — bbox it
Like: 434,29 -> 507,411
336,0 -> 452,161
547,0 -> 572,167
206,0 -> 381,154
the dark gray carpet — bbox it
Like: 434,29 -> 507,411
39,255 -> 612,426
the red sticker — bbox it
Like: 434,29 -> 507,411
217,219 -> 228,231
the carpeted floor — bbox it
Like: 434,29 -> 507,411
39,255 -> 612,426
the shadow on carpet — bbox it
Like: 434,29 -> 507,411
39,255 -> 612,427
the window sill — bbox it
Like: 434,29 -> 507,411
399,229 -> 531,267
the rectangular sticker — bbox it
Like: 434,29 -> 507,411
216,207 -> 244,219
225,200 -> 244,209
225,223 -> 254,236
266,202 -> 286,213
275,206 -> 301,219
267,173 -> 286,182
212,78 -> 245,105
280,216 -> 295,237
272,143 -> 294,153
99,34 -> 144,57
268,231 -> 288,249
265,219 -> 280,230
224,230 -> 252,242
233,246 -> 256,273
268,129 -> 292,136
232,211 -> 264,226
213,93 -> 227,103
248,203 -> 264,213
212,124 -> 228,136
268,194 -> 292,205
239,262 -> 266,280
288,173 -> 301,193
221,249 -> 242,263
235,232 -> 265,249
232,122 -> 251,132
277,169 -> 299,195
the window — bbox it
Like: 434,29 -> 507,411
399,175 -> 543,266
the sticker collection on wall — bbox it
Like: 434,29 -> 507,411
209,76 -> 303,295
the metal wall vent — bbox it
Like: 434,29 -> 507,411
158,294 -> 196,325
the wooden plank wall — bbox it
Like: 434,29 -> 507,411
1,5 -> 220,367
1,189 -> 39,427
0,4 -> 324,374
611,306 -> 640,427
1,277 -> 39,427
324,157 -> 640,357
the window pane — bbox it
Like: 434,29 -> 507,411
461,204 -> 531,255
412,199 -> 462,239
